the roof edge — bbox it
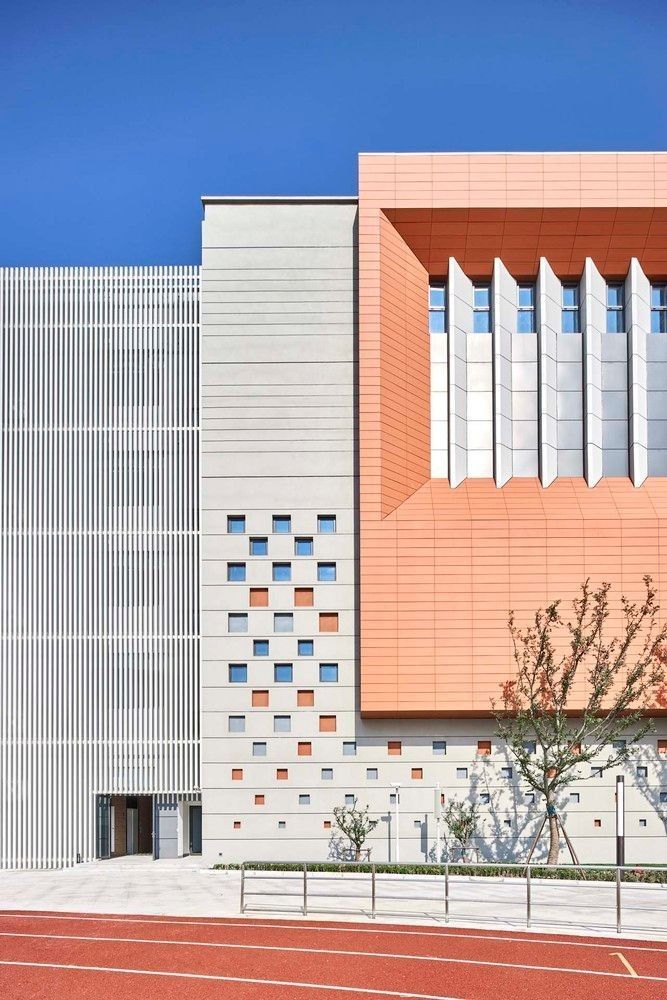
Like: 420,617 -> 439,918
201,195 -> 358,205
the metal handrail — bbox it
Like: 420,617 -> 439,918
238,860 -> 667,932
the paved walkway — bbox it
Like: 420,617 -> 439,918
0,858 -> 665,941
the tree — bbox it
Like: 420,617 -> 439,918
332,798 -> 378,861
493,576 -> 667,865
443,799 -> 480,861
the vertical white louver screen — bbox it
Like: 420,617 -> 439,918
0,267 -> 199,868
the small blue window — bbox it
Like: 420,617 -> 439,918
570,792 -> 580,804
343,741 -> 357,756
480,792 -> 490,804
295,537 -> 313,556
637,765 -> 648,778
228,715 -> 245,732
317,562 -> 336,582
253,639 -> 269,657
321,768 -> 333,780
366,768 -> 378,780
591,766 -> 603,778
274,663 -> 293,683
298,639 -> 314,656
517,285 -> 536,333
473,285 -> 491,333
344,793 -> 355,805
252,742 -> 267,757
229,664 -> 247,683
562,285 -> 580,333
273,515 -> 291,534
432,740 -> 447,755
317,515 -> 336,534
227,563 -> 246,582
228,613 -> 248,633
429,285 -> 447,333
501,766 -> 513,779
661,791 -> 667,803
272,562 -> 291,582
319,663 -> 338,682
606,283 -> 625,332
652,284 -> 667,333
274,613 -> 293,633
274,715 -> 291,733
456,767 -> 468,779
250,537 -> 268,556
299,794 -> 311,805
227,515 -> 245,534
523,740 -> 537,754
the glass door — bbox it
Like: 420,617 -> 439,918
95,794 -> 111,859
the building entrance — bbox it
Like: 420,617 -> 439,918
96,795 -> 153,858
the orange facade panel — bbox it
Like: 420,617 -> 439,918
358,152 -> 667,718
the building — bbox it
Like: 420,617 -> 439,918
2,153 -> 667,870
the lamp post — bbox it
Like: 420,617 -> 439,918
615,774 -> 625,867
390,783 -> 402,863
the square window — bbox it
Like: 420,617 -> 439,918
252,742 -> 267,757
503,819 -> 512,828
456,767 -> 468,779
228,715 -> 245,733
323,820 -> 332,829
232,768 -> 243,780
317,562 -> 336,582
433,740 -> 447,756
523,740 -> 537,754
298,639 -> 314,656
474,285 -> 490,308
319,663 -> 339,682
233,820 -> 241,829
525,792 -> 536,804
518,284 -> 534,309
274,613 -> 293,633
294,587 -> 314,607
249,587 -> 269,607
278,820 -> 286,829
229,663 -> 247,683
569,792 -> 580,803
658,739 -> 667,755
389,793 -> 397,804
273,562 -> 291,582
274,715 -> 291,733
298,794 -> 310,805
297,689 -> 314,707
317,515 -> 337,534
661,792 -> 667,803
343,741 -> 357,756
298,741 -> 312,756
295,537 -> 313,556
274,663 -> 293,683
254,639 -> 269,657
227,515 -> 245,534
429,310 -> 445,334
388,740 -> 402,756
344,794 -> 355,805
276,768 -> 288,780
250,537 -> 268,556
477,740 -> 492,756
480,792 -> 490,804
273,515 -> 291,534
227,562 -> 246,582
414,819 -> 422,828
228,613 -> 248,633
254,794 -> 265,806
429,285 -> 446,309
639,818 -> 647,828
366,768 -> 378,780
319,715 -> 336,732
319,612 -> 339,632
637,766 -> 648,778
252,690 -> 269,707
591,767 -> 603,778
321,768 -> 333,780
501,766 -> 513,779
612,739 -> 626,750
594,818 -> 602,828
411,767 -> 423,779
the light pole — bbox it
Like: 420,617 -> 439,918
390,783 -> 402,863
434,783 -> 443,863
615,774 -> 625,867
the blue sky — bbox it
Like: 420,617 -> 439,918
2,0 -> 666,265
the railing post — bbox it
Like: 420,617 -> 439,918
240,863 -> 245,914
444,862 -> 450,923
303,863 -> 308,916
616,865 -> 621,934
371,864 -> 376,919
526,864 -> 531,929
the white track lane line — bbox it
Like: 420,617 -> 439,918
0,960 -> 461,999
0,931 -> 665,982
0,911 -> 665,954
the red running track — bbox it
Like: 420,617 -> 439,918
0,911 -> 665,1000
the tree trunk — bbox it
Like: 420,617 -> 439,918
354,845 -> 361,862
546,794 -> 560,865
